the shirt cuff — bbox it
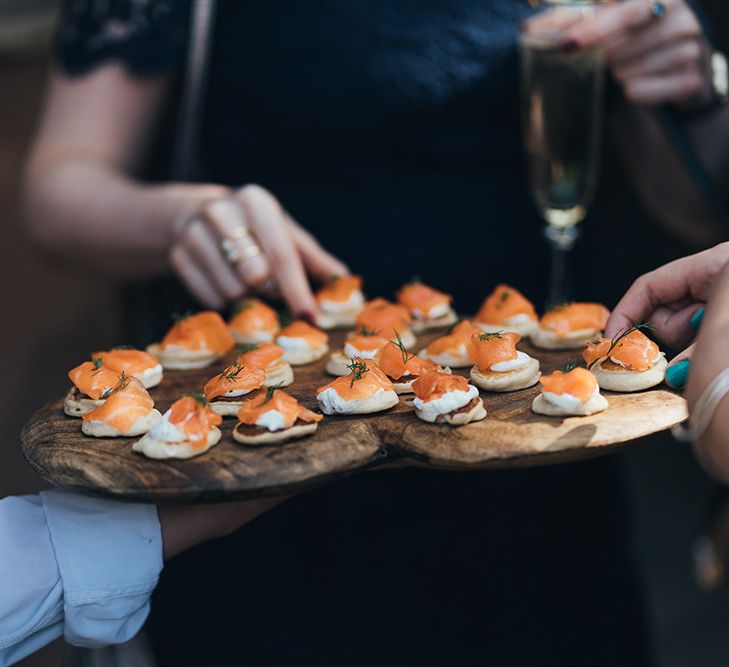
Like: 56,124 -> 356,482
40,490 -> 163,648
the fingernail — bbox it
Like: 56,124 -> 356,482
666,359 -> 691,389
559,38 -> 581,54
298,311 -> 316,326
690,307 -> 704,331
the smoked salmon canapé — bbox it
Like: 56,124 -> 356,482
354,298 -> 416,349
325,327 -> 391,376
81,373 -> 162,437
418,320 -> 481,368
275,321 -> 329,365
92,348 -> 163,389
203,362 -> 267,416
315,275 -> 366,329
377,335 -> 446,394
531,366 -> 608,417
396,280 -> 457,333
228,298 -> 280,344
316,358 -> 399,415
469,331 -> 541,392
133,394 -> 223,460
474,285 -> 538,338
235,342 -> 294,387
147,311 -> 235,370
411,371 -> 487,425
65,358 -> 122,417
582,327 -> 667,392
233,387 -> 324,446
531,302 -> 610,350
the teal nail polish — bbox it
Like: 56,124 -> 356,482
666,359 -> 691,388
690,307 -> 704,331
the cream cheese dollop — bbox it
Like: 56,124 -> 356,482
147,409 -> 185,442
319,291 -> 364,314
413,302 -> 451,320
413,385 -> 478,423
276,336 -> 311,351
317,387 -> 387,414
343,341 -> 380,359
490,351 -> 531,372
542,385 -> 600,412
256,409 -> 287,431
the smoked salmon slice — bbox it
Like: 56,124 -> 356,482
475,285 -> 537,324
161,311 -> 235,354
539,367 -> 597,403
237,389 -> 322,429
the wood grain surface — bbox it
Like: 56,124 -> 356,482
21,331 -> 688,502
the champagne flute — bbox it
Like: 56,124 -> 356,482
520,1 -> 606,305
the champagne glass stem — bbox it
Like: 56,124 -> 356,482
545,223 -> 578,305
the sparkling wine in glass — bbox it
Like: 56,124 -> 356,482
521,7 -> 606,304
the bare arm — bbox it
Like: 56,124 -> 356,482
687,264 -> 729,482
23,65 -> 226,276
158,497 -> 286,561
23,65 -> 346,313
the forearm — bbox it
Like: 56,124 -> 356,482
611,101 -> 727,246
158,496 -> 287,561
23,156 -> 227,277
688,264 -> 729,482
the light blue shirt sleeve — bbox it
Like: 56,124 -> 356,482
0,490 -> 163,666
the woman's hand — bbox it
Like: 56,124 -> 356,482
169,184 -> 349,317
605,242 -> 729,385
556,0 -> 713,109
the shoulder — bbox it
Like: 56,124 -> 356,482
56,0 -> 191,77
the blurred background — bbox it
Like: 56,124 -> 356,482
1,1 -> 728,665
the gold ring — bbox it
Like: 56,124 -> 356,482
227,225 -> 251,240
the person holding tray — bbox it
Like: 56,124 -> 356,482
0,491 -> 282,666
20,1 -> 728,665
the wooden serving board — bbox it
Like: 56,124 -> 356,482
21,331 -> 688,502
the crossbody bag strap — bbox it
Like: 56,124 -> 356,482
172,0 -> 218,181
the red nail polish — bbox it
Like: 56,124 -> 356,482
559,38 -> 580,54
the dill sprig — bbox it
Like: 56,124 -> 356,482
91,357 -> 104,375
278,309 -> 293,328
235,343 -> 259,355
111,345 -> 135,351
231,299 -> 254,316
219,361 -> 245,383
587,322 -> 654,370
358,325 -> 378,337
115,371 -> 131,391
262,383 -> 283,404
499,288 -> 511,303
478,330 -> 504,342
171,310 -> 194,324
561,359 -> 578,374
346,358 -> 369,388
182,392 -> 209,406
392,330 -> 415,366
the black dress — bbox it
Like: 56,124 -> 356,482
56,1 -> 693,664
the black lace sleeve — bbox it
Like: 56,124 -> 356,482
55,0 -> 190,77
